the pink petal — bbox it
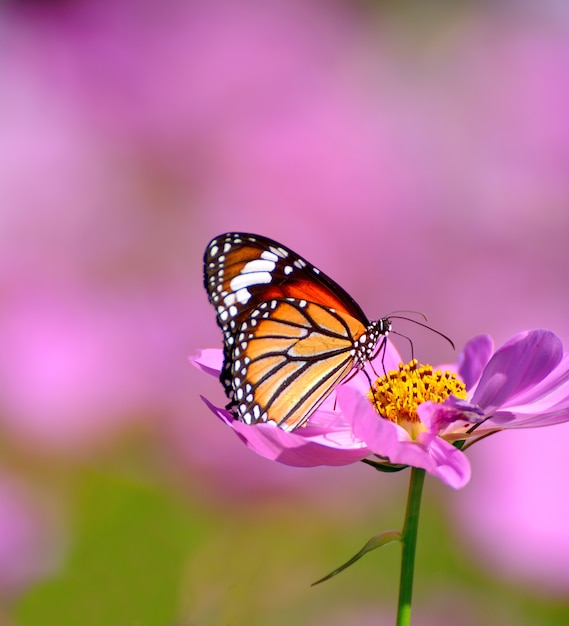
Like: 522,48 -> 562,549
190,349 -> 223,376
471,330 -> 563,412
416,402 -> 472,488
415,430 -> 471,489
338,386 -> 471,489
499,353 -> 569,409
339,385 -> 408,452
457,334 -> 494,390
486,403 -> 569,429
419,400 -> 468,432
200,396 -> 369,467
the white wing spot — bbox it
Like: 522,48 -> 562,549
284,266 -> 293,275
209,244 -> 219,257
242,258 -> 276,274
230,270 -> 272,292
269,245 -> 288,257
235,288 -> 251,305
260,250 -> 279,263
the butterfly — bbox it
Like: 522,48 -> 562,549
203,233 -> 392,432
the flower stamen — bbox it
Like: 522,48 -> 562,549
368,360 -> 467,439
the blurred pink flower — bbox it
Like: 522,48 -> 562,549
0,476 -> 63,599
4,0 -> 569,365
0,283 -> 192,454
452,423 -> 569,593
193,329 -> 569,490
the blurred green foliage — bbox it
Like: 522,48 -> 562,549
12,465 -> 569,626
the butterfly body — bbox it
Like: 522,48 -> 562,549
204,233 -> 391,431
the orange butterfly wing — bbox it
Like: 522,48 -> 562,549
232,299 -> 367,430
203,233 -> 389,430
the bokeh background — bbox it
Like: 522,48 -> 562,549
2,1 -> 569,624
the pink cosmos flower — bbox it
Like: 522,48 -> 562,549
193,329 -> 569,490
341,329 -> 569,489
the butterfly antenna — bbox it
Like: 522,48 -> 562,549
388,316 -> 455,351
390,330 -> 415,361
386,309 -> 429,323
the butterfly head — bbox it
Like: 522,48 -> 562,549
353,318 -> 392,367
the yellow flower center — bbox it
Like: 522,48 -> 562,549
368,360 -> 468,439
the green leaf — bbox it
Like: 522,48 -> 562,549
312,530 -> 401,586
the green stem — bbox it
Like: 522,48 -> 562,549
396,467 -> 426,626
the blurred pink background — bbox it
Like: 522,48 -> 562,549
1,0 -> 569,623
